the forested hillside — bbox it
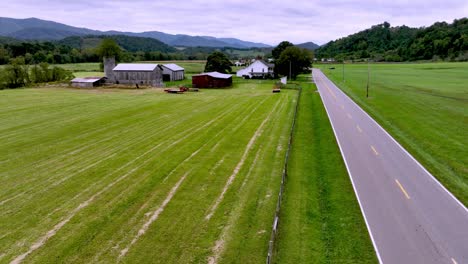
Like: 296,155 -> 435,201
316,18 -> 468,61
59,35 -> 176,53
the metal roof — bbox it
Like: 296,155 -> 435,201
163,63 -> 184,71
71,77 -> 103,83
113,63 -> 159,71
193,72 -> 232,79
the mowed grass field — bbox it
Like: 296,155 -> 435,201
0,82 -> 296,263
316,62 -> 468,205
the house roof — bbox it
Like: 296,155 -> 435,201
113,63 -> 159,71
193,72 -> 232,79
163,63 -> 184,71
257,60 -> 274,68
71,77 -> 104,83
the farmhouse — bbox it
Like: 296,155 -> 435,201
192,72 -> 232,88
236,60 -> 274,79
112,63 -> 163,87
161,63 -> 185,81
70,77 -> 106,88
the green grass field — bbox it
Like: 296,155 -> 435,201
316,62 -> 468,205
0,81 -> 297,263
274,76 -> 377,263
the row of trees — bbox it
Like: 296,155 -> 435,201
317,18 -> 468,62
0,58 -> 73,89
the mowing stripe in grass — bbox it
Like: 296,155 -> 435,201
113,97 -> 273,259
119,171 -> 190,258
205,99 -> 281,221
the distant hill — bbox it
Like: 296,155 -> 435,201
0,17 -> 271,48
316,18 -> 468,61
59,35 -> 176,53
296,42 -> 320,50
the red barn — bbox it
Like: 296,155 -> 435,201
192,72 -> 232,88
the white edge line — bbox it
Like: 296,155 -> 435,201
320,69 -> 468,214
313,70 -> 384,264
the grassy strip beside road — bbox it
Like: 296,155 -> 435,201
275,76 -> 377,263
316,62 -> 468,205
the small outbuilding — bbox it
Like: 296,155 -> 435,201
192,72 -> 232,88
161,64 -> 185,81
71,77 -> 106,88
113,63 -> 163,87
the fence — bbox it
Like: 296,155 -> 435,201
266,83 -> 302,264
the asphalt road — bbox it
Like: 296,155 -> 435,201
313,69 -> 468,264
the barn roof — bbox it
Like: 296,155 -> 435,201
71,77 -> 104,83
193,72 -> 232,79
113,63 -> 159,71
163,63 -> 184,71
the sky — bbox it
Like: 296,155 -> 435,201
1,0 -> 467,46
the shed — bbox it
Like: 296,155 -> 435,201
71,77 -> 106,88
192,72 -> 232,88
162,64 -> 185,81
113,63 -> 163,87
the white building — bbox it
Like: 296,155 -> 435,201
161,64 -> 185,81
236,60 -> 274,79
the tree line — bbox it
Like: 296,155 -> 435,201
0,58 -> 73,89
316,18 -> 468,62
0,35 -> 273,66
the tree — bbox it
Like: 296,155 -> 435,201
204,51 -> 232,73
4,57 -> 29,88
96,38 -> 121,60
272,41 -> 294,60
275,46 -> 312,80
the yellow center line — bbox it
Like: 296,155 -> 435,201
395,179 -> 411,200
357,125 -> 363,133
323,81 -> 337,99
347,113 -> 352,119
451,258 -> 458,264
371,145 -> 379,155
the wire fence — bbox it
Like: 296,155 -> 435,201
266,82 -> 302,264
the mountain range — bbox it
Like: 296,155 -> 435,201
0,17 -> 274,48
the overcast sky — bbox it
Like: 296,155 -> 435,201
1,0 -> 467,45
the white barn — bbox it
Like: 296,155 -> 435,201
161,64 -> 185,81
236,60 -> 274,79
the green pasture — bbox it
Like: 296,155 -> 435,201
0,81 -> 296,263
316,62 -> 468,205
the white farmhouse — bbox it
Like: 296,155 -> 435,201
236,60 -> 274,79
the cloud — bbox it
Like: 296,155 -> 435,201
0,0 -> 466,45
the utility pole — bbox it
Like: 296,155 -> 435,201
289,60 -> 292,81
342,60 -> 345,82
366,59 -> 370,98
